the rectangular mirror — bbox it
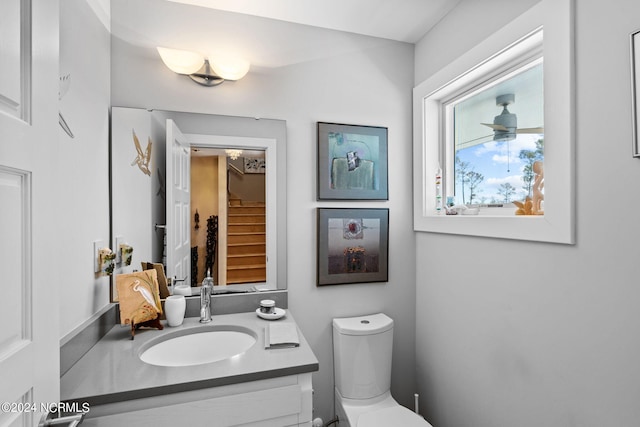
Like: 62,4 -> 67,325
110,108 -> 287,300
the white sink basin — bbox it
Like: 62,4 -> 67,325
139,326 -> 257,367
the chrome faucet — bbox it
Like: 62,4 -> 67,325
200,269 -> 213,323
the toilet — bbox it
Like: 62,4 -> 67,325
333,313 -> 433,427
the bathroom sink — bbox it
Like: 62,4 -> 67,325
139,326 -> 257,367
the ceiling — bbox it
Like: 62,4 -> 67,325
165,0 -> 463,43
110,0 -> 466,72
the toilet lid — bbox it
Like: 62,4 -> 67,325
357,406 -> 432,427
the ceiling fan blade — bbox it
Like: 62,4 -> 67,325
457,134 -> 494,149
516,127 -> 544,134
481,122 -> 508,131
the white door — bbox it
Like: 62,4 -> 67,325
0,0 -> 60,425
166,120 -> 191,288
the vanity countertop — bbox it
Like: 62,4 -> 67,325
60,311 -> 318,406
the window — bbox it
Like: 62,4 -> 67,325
412,0 -> 574,243
446,58 -> 544,209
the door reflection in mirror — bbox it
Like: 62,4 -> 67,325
190,146 -> 266,286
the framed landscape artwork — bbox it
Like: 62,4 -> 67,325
317,208 -> 389,286
317,122 -> 388,200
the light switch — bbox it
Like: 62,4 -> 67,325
115,235 -> 123,264
93,240 -> 104,273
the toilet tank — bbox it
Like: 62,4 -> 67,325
332,313 -> 393,400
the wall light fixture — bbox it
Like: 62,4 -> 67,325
157,47 -> 250,87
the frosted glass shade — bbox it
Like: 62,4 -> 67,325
210,56 -> 251,80
157,47 -> 203,75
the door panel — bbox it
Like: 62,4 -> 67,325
0,0 -> 60,424
0,169 -> 29,354
0,168 -> 35,427
0,0 -> 29,121
166,120 -> 191,287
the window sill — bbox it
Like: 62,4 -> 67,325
414,211 -> 569,243
439,205 -> 542,217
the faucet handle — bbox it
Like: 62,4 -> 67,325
170,276 -> 187,295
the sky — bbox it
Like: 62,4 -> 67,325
454,133 -> 543,204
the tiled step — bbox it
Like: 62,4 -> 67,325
229,213 -> 265,224
228,242 -> 266,256
229,198 -> 264,206
228,223 -> 266,233
228,206 -> 266,215
227,253 -> 266,267
227,264 -> 266,284
228,232 -> 266,245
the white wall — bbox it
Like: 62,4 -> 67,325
414,0 -> 640,425
414,0 -> 538,84
59,0 -> 111,338
110,107 -> 155,281
110,2 -> 416,421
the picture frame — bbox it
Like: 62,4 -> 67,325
244,157 -> 266,173
631,29 -> 640,157
317,208 -> 389,286
317,122 -> 388,200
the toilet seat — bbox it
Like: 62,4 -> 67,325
357,405 -> 432,427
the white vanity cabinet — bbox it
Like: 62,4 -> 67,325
81,373 -> 313,427
61,313 -> 318,427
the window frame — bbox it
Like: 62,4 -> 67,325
412,0 -> 574,244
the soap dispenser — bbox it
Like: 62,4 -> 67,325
200,269 -> 213,323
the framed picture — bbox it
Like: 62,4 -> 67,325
317,122 -> 388,200
317,208 -> 389,286
244,157 -> 266,173
632,29 -> 640,157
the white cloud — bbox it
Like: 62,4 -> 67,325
473,141 -> 499,156
486,175 -> 523,187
